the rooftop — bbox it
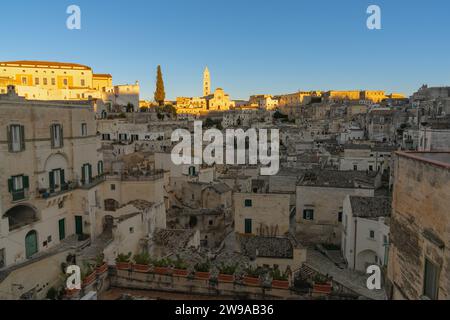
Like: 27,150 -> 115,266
0,60 -> 92,70
350,196 -> 391,219
397,151 -> 450,169
297,170 -> 376,189
238,235 -> 294,259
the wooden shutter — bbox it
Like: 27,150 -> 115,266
8,178 -> 13,193
49,171 -> 55,192
61,170 -> 65,185
7,126 -> 12,152
60,125 -> 64,147
50,125 -> 55,148
81,165 -> 86,184
20,125 -> 25,151
88,164 -> 92,182
23,176 -> 29,189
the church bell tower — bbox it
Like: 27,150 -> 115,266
203,67 -> 211,96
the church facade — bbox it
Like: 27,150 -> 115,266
176,67 -> 235,115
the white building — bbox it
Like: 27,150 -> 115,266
341,196 -> 390,272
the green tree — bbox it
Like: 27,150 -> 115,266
154,65 -> 166,106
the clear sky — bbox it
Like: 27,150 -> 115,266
1,0 -> 450,100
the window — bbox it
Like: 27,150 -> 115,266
244,219 -> 252,234
51,78 -> 56,85
119,133 -> 127,141
369,230 -> 375,239
81,79 -> 85,87
303,209 -> 314,221
129,227 -> 134,234
81,164 -> 92,185
49,169 -> 65,193
63,78 -> 68,86
22,77 -> 27,85
369,165 -> 374,171
8,124 -> 25,152
110,184 -> 116,191
338,211 -> 343,223
35,78 -> 39,85
244,199 -> 252,207
97,161 -> 104,176
43,78 -> 48,85
8,175 -> 29,201
102,134 -> 111,141
81,123 -> 87,137
131,134 -> 139,142
50,124 -> 63,148
353,165 -> 358,171
423,259 -> 440,300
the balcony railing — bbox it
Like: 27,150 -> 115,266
78,175 -> 107,190
11,189 -> 30,202
106,170 -> 164,182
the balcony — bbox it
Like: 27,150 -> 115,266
37,182 -> 77,200
10,189 -> 30,203
3,205 -> 39,232
78,175 -> 106,190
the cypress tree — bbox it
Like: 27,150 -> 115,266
154,65 -> 166,106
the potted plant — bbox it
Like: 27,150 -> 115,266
218,263 -> 237,283
194,261 -> 211,280
115,252 -> 132,270
312,274 -> 333,294
95,253 -> 108,275
133,252 -> 151,273
81,264 -> 96,288
243,267 -> 261,287
172,258 -> 189,277
271,269 -> 289,289
152,258 -> 171,275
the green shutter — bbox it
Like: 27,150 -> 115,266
88,164 -> 92,182
60,125 -> 64,147
8,178 -> 13,193
60,170 -> 65,185
81,165 -> 86,184
23,176 -> 29,189
50,125 -> 55,148
7,126 -> 12,152
20,125 -> 25,151
49,171 -> 55,193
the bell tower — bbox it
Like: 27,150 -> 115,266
203,67 -> 210,96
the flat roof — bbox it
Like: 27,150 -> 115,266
396,151 -> 450,169
0,60 -> 91,70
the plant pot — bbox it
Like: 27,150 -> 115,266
133,264 -> 150,273
116,262 -> 131,270
96,263 -> 108,275
272,279 -> 290,289
243,276 -> 260,287
153,266 -> 170,275
218,274 -> 235,283
82,271 -> 97,287
173,269 -> 189,277
195,271 -> 210,280
313,282 -> 332,294
65,288 -> 80,298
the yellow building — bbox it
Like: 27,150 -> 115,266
176,68 -> 234,115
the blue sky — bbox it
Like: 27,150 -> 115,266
1,0 -> 450,100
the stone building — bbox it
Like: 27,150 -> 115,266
295,171 -> 377,245
234,193 -> 291,237
387,151 -> 450,300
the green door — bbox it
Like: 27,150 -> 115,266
25,230 -> 38,259
244,219 -> 252,234
75,216 -> 83,235
59,218 -> 66,240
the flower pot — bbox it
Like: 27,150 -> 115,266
96,263 -> 108,275
82,271 -> 97,287
218,274 -> 235,283
116,262 -> 131,270
65,288 -> 80,298
313,282 -> 332,294
272,279 -> 290,289
153,266 -> 170,275
243,276 -> 260,287
133,264 -> 150,273
173,269 -> 189,277
195,271 -> 211,280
